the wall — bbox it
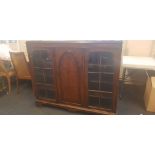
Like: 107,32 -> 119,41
152,41 -> 155,58
122,40 -> 153,56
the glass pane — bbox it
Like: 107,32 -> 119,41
88,73 -> 99,81
100,65 -> 114,73
37,87 -> 55,100
44,69 -> 53,84
40,52 -> 49,61
101,73 -> 113,82
89,96 -> 100,106
101,52 -> 113,65
89,96 -> 112,109
31,50 -> 52,68
89,53 -> 100,64
100,98 -> 112,109
44,61 -> 52,68
41,52 -> 52,68
38,88 -> 45,98
32,52 -> 42,67
88,81 -> 99,90
46,90 -> 55,99
100,83 -> 113,92
34,69 -> 44,83
88,65 -> 99,72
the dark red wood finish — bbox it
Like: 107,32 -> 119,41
26,41 -> 122,114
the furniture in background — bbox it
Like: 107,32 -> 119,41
120,56 -> 155,98
9,52 -> 32,93
26,41 -> 122,114
123,56 -> 155,70
0,59 -> 16,95
144,75 -> 155,112
0,76 -> 6,93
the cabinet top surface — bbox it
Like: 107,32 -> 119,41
26,41 -> 122,51
26,40 -> 122,44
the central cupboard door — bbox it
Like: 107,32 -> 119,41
55,47 -> 85,106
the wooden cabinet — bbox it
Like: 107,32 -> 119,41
26,41 -> 122,114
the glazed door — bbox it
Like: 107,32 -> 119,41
86,49 -> 115,111
55,47 -> 84,106
29,48 -> 56,101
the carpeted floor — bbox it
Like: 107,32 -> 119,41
0,81 -> 155,115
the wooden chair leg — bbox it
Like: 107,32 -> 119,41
16,78 -> 19,94
7,76 -> 11,95
32,82 -> 35,95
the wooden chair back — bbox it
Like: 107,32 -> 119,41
10,52 -> 31,80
